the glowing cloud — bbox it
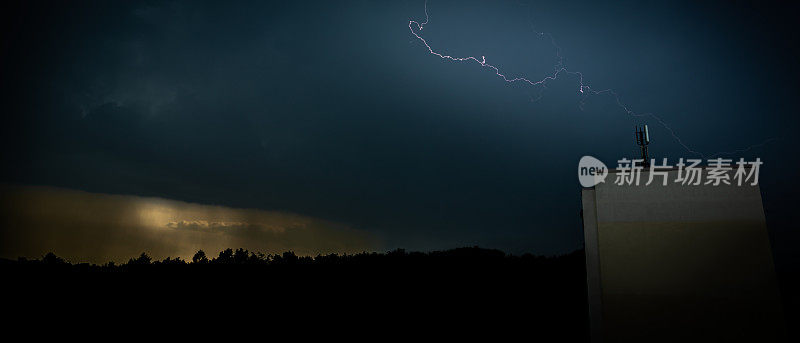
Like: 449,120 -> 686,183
0,185 -> 380,263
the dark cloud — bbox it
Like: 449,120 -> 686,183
1,0 -> 799,255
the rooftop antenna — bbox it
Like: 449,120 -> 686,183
635,124 -> 650,167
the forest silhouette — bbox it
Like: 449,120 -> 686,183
1,246 -> 586,273
3,247 -> 591,339
5,247 -> 797,340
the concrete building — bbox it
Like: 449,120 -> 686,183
581,168 -> 784,342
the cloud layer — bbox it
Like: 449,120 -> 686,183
0,185 -> 379,263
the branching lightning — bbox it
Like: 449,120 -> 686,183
408,1 -> 775,158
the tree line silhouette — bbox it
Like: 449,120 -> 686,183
2,247 -> 591,340
1,246 -> 586,272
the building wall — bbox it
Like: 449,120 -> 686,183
582,170 -> 784,342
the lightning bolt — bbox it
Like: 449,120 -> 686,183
408,1 -> 776,158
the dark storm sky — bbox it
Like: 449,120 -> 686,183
2,0 -> 799,255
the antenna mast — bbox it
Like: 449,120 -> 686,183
635,125 -> 651,167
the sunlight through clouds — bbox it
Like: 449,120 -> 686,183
0,185 -> 379,263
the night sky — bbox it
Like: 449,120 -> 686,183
2,0 -> 799,262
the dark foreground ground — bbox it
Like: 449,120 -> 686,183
3,247 -> 798,341
3,247 -> 588,339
